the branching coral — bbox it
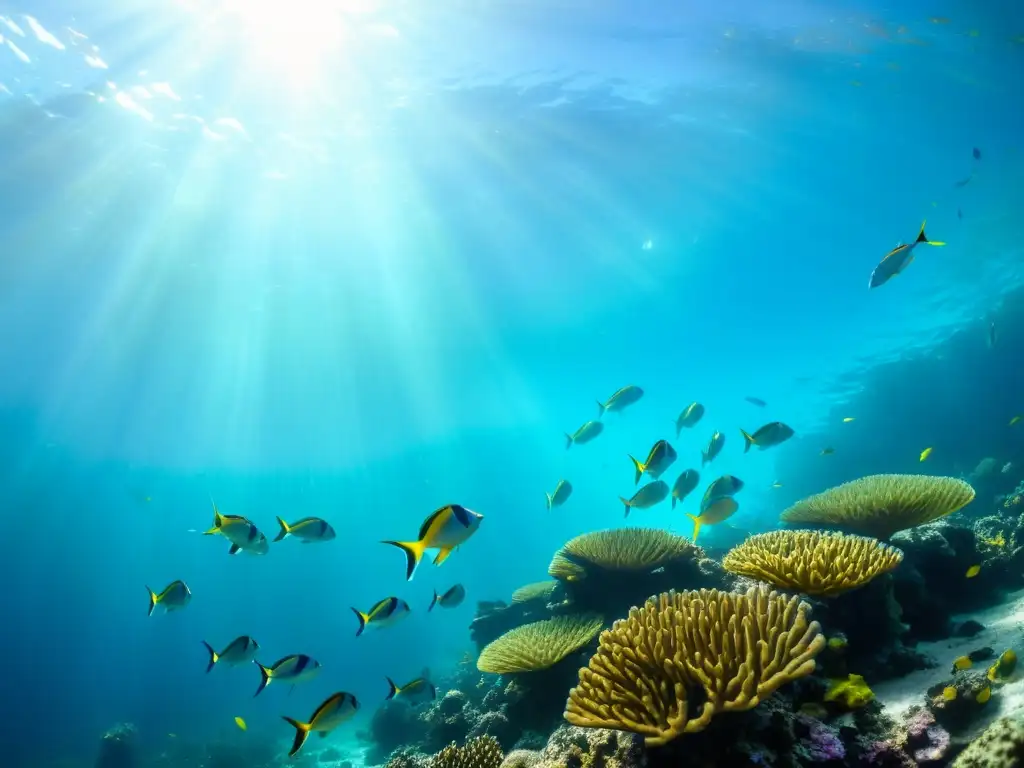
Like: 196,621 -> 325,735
511,581 -> 559,604
564,586 -> 825,746
433,736 -> 504,768
779,474 -> 975,539
477,614 -> 605,674
548,528 -> 699,582
722,530 -> 904,596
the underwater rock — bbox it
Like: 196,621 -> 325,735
368,700 -> 432,763
385,748 -> 433,768
952,619 -> 986,638
951,716 -> 1024,767
533,725 -> 646,768
927,671 -> 993,733
893,706 -> 951,764
792,715 -> 845,762
95,723 -> 137,768
467,708 -> 519,750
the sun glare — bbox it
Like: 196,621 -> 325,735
176,0 -> 376,84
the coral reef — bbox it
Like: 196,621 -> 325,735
952,716 -> 1024,767
433,736 -> 504,768
95,724 -> 137,768
722,530 -> 904,596
500,725 -> 645,768
478,615 -> 604,674
780,474 -> 976,539
565,586 -> 825,745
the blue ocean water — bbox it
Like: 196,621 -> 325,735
1,0 -> 1023,766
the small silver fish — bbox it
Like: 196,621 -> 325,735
596,385 -> 644,417
701,432 -> 725,466
146,580 -> 191,616
201,636 -> 259,673
385,676 -> 436,705
701,475 -> 744,512
429,584 -> 466,611
671,469 -> 700,509
274,516 -> 336,543
254,654 -> 322,697
565,420 -> 604,448
868,221 -> 946,288
740,422 -> 795,452
546,480 -> 573,509
282,691 -> 359,757
674,402 -> 705,436
619,480 -> 669,517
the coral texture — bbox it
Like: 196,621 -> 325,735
780,474 -> 976,539
478,615 -> 605,674
433,736 -> 505,768
548,528 -> 700,581
722,530 -> 904,596
511,582 -> 559,604
952,716 -> 1024,767
564,586 -> 825,746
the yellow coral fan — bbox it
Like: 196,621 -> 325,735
564,586 -> 825,746
721,530 -> 904,597
511,581 -> 559,604
477,614 -> 604,674
547,528 -> 699,582
431,736 -> 504,768
779,474 -> 975,539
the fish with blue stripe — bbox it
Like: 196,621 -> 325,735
382,504 -> 483,580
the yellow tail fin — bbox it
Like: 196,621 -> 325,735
382,539 -> 427,581
274,516 -> 290,543
740,429 -> 756,453
146,586 -> 158,617
686,513 -> 703,543
628,455 -> 645,485
282,716 -> 312,757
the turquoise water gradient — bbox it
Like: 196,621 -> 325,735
1,0 -> 1022,765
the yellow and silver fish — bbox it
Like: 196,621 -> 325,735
628,439 -> 677,484
429,584 -> 466,611
701,431 -> 725,466
596,385 -> 644,417
674,402 -> 705,436
564,420 -> 604,449
700,475 -> 744,511
545,480 -> 573,510
740,422 -> 795,452
385,676 -> 437,705
273,516 -> 336,543
671,469 -> 700,509
686,496 -> 739,543
619,480 -> 669,517
203,502 -> 268,555
352,597 -> 412,636
869,221 -> 946,288
383,504 -> 484,580
146,580 -> 191,616
254,654 -> 322,697
201,635 -> 259,674
281,691 -> 359,757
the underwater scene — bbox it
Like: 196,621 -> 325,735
3,0 -> 1024,767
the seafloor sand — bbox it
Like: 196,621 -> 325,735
874,586 -> 1024,738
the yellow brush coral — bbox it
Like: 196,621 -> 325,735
721,530 -> 904,597
547,528 -> 699,582
511,581 -> 559,604
565,586 -> 825,746
432,736 -> 504,768
779,474 -> 975,539
477,614 -> 604,674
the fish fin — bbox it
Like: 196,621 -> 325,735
146,586 -> 158,617
201,527 -> 219,536
428,591 -> 438,612
201,641 -> 218,673
228,543 -> 240,555
253,662 -> 272,697
916,220 -> 929,243
434,547 -> 454,566
382,539 -> 426,581
352,608 -> 369,636
619,497 -> 631,517
281,716 -> 312,757
386,676 -> 399,700
595,400 -> 606,418
545,492 -> 552,510
671,495 -> 677,510
564,433 -> 573,450
273,516 -> 290,542
740,429 -> 755,453
927,239 -> 946,247
628,455 -> 644,485
686,513 -> 702,543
